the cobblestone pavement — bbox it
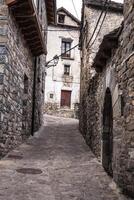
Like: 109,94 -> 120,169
0,115 -> 132,200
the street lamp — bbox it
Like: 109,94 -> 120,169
46,54 -> 59,68
53,55 -> 59,66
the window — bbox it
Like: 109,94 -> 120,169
58,14 -> 65,23
50,94 -> 54,99
121,95 -> 125,116
64,65 -> 70,76
24,74 -> 28,94
42,72 -> 44,94
61,41 -> 71,58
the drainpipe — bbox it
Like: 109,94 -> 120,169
31,57 -> 37,136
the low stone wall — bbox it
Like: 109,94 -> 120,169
44,102 -> 79,119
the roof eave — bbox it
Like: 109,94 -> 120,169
6,0 -> 47,56
93,25 -> 123,72
84,0 -> 123,13
45,0 -> 57,25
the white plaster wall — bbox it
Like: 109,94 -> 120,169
45,14 -> 80,109
57,11 -> 78,27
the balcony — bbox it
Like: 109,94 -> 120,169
62,74 -> 73,83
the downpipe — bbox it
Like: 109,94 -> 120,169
31,57 -> 37,136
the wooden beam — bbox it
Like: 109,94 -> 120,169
6,0 -> 46,56
5,0 -> 16,6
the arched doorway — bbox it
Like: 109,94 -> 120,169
102,88 -> 113,177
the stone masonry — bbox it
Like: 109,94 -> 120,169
80,0 -> 134,197
0,1 -> 33,156
0,0 -> 55,157
0,115 -> 132,200
79,0 -> 123,137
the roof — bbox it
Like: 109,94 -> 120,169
92,25 -> 123,72
57,7 -> 81,25
84,0 -> 123,13
45,0 -> 57,25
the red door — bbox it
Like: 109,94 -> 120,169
61,90 -> 71,108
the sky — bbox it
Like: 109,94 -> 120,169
57,0 -> 124,20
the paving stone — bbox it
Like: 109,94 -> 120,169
0,115 -> 132,200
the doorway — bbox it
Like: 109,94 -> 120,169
102,88 -> 113,177
61,90 -> 71,108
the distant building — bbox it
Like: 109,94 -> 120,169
45,7 -> 80,118
0,0 -> 56,157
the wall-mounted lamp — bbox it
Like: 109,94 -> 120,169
46,55 -> 59,68
53,55 -> 59,66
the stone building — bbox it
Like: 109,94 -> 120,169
0,0 -> 56,157
80,0 -> 134,196
45,7 -> 80,118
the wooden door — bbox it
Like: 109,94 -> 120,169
61,90 -> 71,108
102,88 -> 113,177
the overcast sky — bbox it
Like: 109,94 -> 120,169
57,0 -> 124,20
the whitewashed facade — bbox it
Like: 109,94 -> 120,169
45,7 -> 80,112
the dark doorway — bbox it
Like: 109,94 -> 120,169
102,88 -> 113,177
61,90 -> 71,108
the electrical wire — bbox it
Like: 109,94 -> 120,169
86,0 -> 109,49
46,0 -> 111,68
47,43 -> 79,68
44,29 -> 79,32
71,0 -> 79,19
89,0 -> 111,48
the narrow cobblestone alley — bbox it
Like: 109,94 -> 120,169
0,115 -> 132,200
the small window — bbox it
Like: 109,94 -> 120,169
50,94 -> 54,99
121,95 -> 125,116
61,41 -> 71,58
58,14 -> 65,23
64,65 -> 70,76
24,74 -> 28,94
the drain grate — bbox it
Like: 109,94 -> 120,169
7,155 -> 23,160
16,168 -> 42,175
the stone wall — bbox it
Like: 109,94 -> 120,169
0,0 -> 47,157
79,1 -> 123,140
0,2 -> 34,156
34,55 -> 46,132
80,0 -> 134,196
116,0 -> 134,195
34,0 -> 47,132
44,102 -> 79,119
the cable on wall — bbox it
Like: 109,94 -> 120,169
86,0 -> 110,49
88,0 -> 112,48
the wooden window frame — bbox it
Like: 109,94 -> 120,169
58,14 -> 65,24
64,65 -> 70,76
61,41 -> 71,58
